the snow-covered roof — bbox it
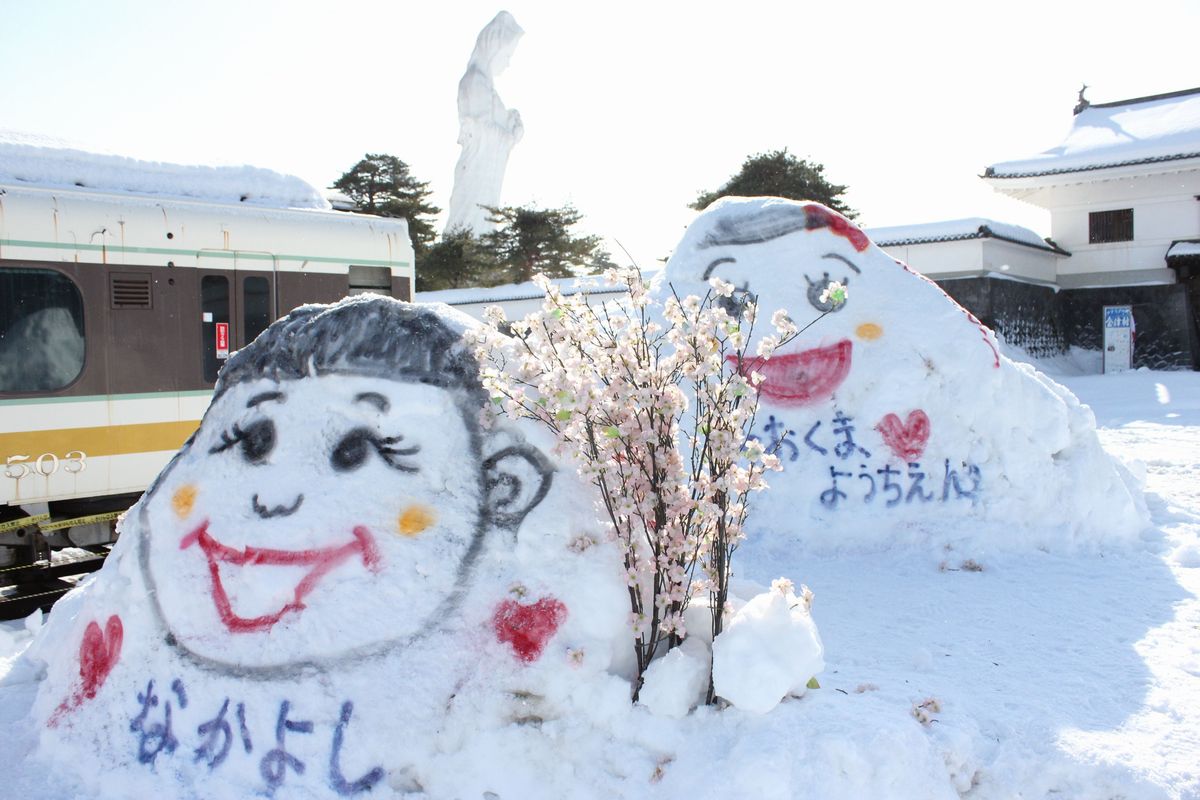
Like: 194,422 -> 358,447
1166,240 -> 1200,259
0,129 -> 328,209
985,87 -> 1200,179
324,189 -> 357,211
866,217 -> 1066,254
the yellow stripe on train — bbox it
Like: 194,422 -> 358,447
0,420 -> 200,460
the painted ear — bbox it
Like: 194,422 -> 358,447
482,445 -> 554,529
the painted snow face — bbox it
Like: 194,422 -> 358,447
140,371 -> 541,675
665,201 -> 874,408
142,376 -> 478,671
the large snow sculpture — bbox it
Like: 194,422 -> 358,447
660,197 -> 1146,551
138,300 -> 554,673
24,297 -> 629,798
445,11 -> 524,236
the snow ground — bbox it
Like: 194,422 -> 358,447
1,359 -> 1198,799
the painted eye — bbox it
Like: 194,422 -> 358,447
717,284 -> 755,319
331,428 -> 372,472
805,272 -> 848,313
239,419 -> 275,464
331,428 -> 422,473
209,419 -> 275,465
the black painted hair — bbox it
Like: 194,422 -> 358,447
697,199 -> 868,252
213,295 -> 486,407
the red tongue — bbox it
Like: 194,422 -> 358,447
728,339 -> 853,407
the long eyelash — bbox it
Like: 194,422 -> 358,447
209,423 -> 248,454
374,435 -> 421,473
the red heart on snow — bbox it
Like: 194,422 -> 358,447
493,598 -> 567,663
875,410 -> 932,462
79,615 -> 123,700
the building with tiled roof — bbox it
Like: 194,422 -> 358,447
932,86 -> 1200,369
867,218 -> 1067,288
984,86 -> 1200,296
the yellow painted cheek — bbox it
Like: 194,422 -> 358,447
856,323 -> 883,341
172,485 -> 198,519
398,505 -> 436,537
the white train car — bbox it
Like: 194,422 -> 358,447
0,165 -> 414,570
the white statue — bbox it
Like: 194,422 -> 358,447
445,11 -> 524,236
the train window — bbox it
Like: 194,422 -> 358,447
243,276 -> 271,344
0,268 -> 85,393
201,275 -> 230,384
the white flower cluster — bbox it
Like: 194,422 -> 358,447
475,267 -> 802,693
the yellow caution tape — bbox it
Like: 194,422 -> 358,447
0,513 -> 50,534
39,510 -> 123,533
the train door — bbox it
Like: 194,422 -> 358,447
199,269 -> 232,385
235,270 -> 275,348
197,265 -> 276,385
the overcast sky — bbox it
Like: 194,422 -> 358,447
3,0 -> 1198,267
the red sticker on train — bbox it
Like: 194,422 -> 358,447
215,322 -> 229,359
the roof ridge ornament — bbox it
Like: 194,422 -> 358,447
1074,83 -> 1090,115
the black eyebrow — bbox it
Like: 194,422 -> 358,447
354,392 -> 390,413
702,257 -> 737,280
247,391 -> 285,408
822,252 -> 861,274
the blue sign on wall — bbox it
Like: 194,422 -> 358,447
1103,305 -> 1134,373
1104,306 -> 1134,329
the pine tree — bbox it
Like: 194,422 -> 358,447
482,204 -> 615,284
418,228 -> 501,291
333,154 -> 441,257
691,149 -> 857,219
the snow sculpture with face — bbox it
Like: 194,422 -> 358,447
139,298 -> 552,675
662,197 -> 1144,547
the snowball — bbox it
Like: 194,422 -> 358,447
711,580 -> 823,714
638,636 -> 711,718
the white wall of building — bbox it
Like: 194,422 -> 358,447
988,163 -> 1200,287
880,238 -> 1060,285
1049,172 -> 1200,284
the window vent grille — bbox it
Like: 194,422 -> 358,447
348,265 -> 392,297
110,273 -> 153,309
1089,209 -> 1134,244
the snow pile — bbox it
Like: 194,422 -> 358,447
0,130 -> 328,208
710,579 -> 823,714
16,297 -> 636,798
15,295 -> 819,799
2,221 -> 1178,799
635,577 -> 824,720
636,638 -> 710,719
659,197 -> 1148,554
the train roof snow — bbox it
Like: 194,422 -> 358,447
0,129 -> 328,210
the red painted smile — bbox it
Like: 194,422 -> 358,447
180,521 -> 381,633
728,339 -> 853,407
